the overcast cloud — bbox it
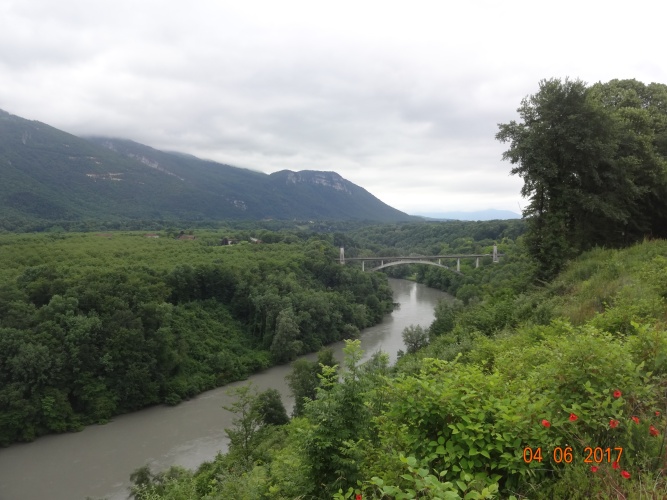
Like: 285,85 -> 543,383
1,0 -> 665,215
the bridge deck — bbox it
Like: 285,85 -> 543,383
342,254 -> 494,260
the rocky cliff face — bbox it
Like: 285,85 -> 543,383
278,170 -> 352,194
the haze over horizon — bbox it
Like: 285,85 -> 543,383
2,0 -> 664,215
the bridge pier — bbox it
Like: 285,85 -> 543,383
362,261 -> 364,272
493,245 -> 498,263
476,257 -> 479,268
340,247 -> 345,264
457,258 -> 460,272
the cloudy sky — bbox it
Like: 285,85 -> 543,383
1,1 -> 665,215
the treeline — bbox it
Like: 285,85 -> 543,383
341,220 -> 531,304
497,78 -> 667,278
345,219 -> 525,256
0,215 -> 378,235
129,240 -> 667,499
0,231 -> 393,445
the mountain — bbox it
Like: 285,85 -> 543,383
416,209 -> 521,221
0,109 -> 414,230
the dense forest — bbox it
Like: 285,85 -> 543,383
0,231 -> 394,445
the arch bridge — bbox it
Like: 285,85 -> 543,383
338,246 -> 500,273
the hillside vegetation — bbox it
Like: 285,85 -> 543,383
127,239 -> 667,499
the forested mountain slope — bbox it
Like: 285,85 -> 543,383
0,109 -> 414,231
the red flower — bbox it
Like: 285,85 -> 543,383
612,461 -> 619,470
610,419 -> 619,429
649,425 -> 660,437
656,411 -> 661,416
631,416 -> 640,424
621,470 -> 631,479
541,419 -> 551,428
356,495 -> 362,500
569,413 -> 578,422
590,466 -> 599,473
613,390 -> 622,398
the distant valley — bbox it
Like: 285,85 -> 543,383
416,209 -> 521,221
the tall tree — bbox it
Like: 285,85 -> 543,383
286,348 -> 337,417
223,384 -> 265,462
270,307 -> 302,364
589,79 -> 667,241
497,78 -> 627,277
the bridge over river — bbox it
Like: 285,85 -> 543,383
338,245 -> 501,273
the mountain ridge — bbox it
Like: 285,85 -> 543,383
0,109 -> 415,230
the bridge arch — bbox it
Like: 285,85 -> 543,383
368,259 -> 461,273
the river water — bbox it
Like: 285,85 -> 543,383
0,279 -> 451,500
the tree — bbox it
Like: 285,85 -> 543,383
588,79 -> 667,241
497,79 -> 619,276
497,78 -> 667,278
270,307 -> 302,364
401,324 -> 429,354
223,384 -> 264,462
255,388 -> 289,426
286,347 -> 337,417
301,340 -> 389,495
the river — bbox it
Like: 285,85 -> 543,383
0,279 -> 452,500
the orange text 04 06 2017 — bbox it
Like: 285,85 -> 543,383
522,446 -> 624,464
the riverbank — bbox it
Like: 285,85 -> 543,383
0,279 -> 453,500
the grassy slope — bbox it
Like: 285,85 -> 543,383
394,239 -> 667,498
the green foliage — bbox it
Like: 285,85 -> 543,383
0,232 -> 393,445
223,384 -> 287,463
223,384 -> 264,462
129,465 -> 196,500
43,221 -> 667,499
255,388 -> 289,426
285,347 -> 338,417
125,235 -> 667,498
428,299 -> 462,337
298,341 -> 389,496
401,325 -> 429,354
497,78 -> 667,278
270,308 -> 302,364
368,455 -> 499,499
